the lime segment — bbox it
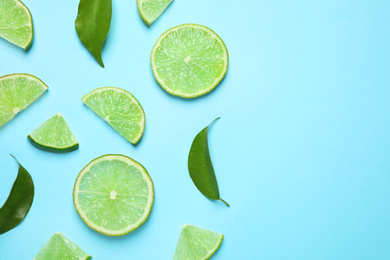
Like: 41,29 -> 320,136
151,24 -> 229,98
174,224 -> 224,260
82,87 -> 145,145
34,232 -> 91,260
0,0 -> 33,49
28,113 -> 79,153
73,154 -> 154,236
137,0 -> 172,26
0,74 -> 48,128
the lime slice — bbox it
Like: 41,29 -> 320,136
151,24 -> 229,98
82,87 -> 145,145
174,224 -> 224,260
0,0 -> 33,49
73,154 -> 154,236
137,0 -> 173,26
0,74 -> 48,128
28,113 -> 79,153
34,232 -> 91,260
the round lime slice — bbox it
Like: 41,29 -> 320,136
0,74 -> 48,128
0,0 -> 33,50
28,113 -> 79,153
73,154 -> 154,236
174,224 -> 224,260
137,0 -> 173,26
81,87 -> 145,145
151,24 -> 229,98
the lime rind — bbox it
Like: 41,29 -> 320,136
174,224 -> 224,260
0,0 -> 34,50
34,232 -> 91,260
137,0 -> 173,26
73,154 -> 154,236
0,73 -> 48,128
28,112 -> 79,153
81,87 -> 145,145
151,24 -> 229,98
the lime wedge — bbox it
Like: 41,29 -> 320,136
82,87 -> 145,145
73,154 -> 154,236
151,24 -> 229,98
174,224 -> 224,260
34,232 -> 91,260
0,0 -> 33,49
0,74 -> 48,128
28,113 -> 79,153
137,0 -> 172,26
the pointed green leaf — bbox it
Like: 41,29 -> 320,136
75,0 -> 112,67
0,155 -> 34,234
188,118 -> 229,207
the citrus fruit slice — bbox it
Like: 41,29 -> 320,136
73,154 -> 154,236
151,24 -> 229,98
34,232 -> 91,260
0,0 -> 33,49
81,87 -> 145,145
174,224 -> 224,260
0,74 -> 48,128
28,113 -> 79,153
137,0 -> 172,26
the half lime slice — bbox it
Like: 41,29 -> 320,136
174,224 -> 224,260
137,0 -> 173,26
28,113 -> 79,153
82,87 -> 145,145
73,154 -> 154,236
34,232 -> 91,260
0,0 -> 33,49
0,74 -> 48,128
151,24 -> 229,98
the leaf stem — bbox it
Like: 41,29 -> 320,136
220,198 -> 230,207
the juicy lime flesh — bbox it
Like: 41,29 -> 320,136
151,24 -> 228,98
138,0 -> 172,25
0,0 -> 33,49
74,155 -> 153,236
0,74 -> 47,127
29,113 -> 78,151
34,233 -> 91,260
174,224 -> 224,260
82,87 -> 145,145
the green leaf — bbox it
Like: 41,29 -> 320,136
0,155 -> 34,234
75,0 -> 112,67
188,118 -> 229,207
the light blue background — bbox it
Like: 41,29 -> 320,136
1,0 -> 390,259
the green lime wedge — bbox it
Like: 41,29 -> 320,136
137,0 -> 173,26
82,87 -> 145,145
0,0 -> 33,50
34,232 -> 91,260
28,113 -> 79,153
73,154 -> 154,236
174,224 -> 224,260
0,74 -> 48,128
151,24 -> 229,98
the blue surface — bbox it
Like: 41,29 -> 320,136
1,0 -> 390,259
